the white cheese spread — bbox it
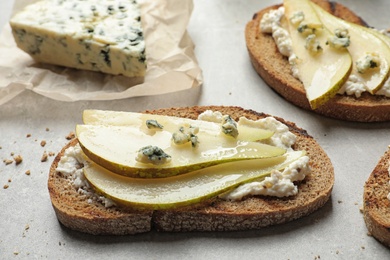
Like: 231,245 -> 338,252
260,7 -> 293,57
197,110 -> 223,123
220,155 -> 309,200
198,110 -> 310,200
260,7 -> 390,98
56,144 -> 115,208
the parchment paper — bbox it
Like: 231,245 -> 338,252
0,0 -> 203,105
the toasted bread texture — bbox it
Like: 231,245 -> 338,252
245,0 -> 390,122
48,106 -> 334,235
363,148 -> 390,247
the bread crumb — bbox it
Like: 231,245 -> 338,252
3,184 -> 9,189
46,127 -> 50,131
10,152 -> 14,156
40,140 -> 46,147
13,252 -> 19,255
25,170 -> 31,176
338,200 -> 343,204
361,246 -> 365,250
49,152 -> 55,157
8,179 -> 11,183
66,132 -> 75,140
14,155 -> 23,165
3,159 -> 13,165
41,152 -> 48,162
26,134 -> 31,138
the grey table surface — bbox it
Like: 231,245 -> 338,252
1,0 -> 390,259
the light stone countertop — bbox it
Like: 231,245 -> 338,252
1,0 -> 390,259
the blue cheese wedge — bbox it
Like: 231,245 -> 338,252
10,0 -> 146,77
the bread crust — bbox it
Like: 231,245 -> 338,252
363,148 -> 390,247
245,0 -> 390,122
48,106 -> 334,234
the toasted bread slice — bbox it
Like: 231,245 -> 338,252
363,148 -> 390,247
245,0 -> 390,122
48,106 -> 334,235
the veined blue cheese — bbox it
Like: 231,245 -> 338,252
221,115 -> 238,138
10,0 -> 146,77
171,125 -> 200,148
356,53 -> 381,74
304,34 -> 322,53
326,28 -> 350,49
135,145 -> 172,165
146,119 -> 164,130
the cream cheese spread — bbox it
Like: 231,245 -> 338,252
260,7 -> 390,98
56,144 -> 115,207
198,110 -> 310,200
220,155 -> 309,200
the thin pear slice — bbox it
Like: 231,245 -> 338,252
83,150 -> 305,210
284,0 -> 353,109
238,124 -> 274,141
311,2 -> 390,94
76,124 -> 286,178
82,109 -> 275,142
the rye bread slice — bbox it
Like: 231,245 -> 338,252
245,0 -> 390,122
48,106 -> 334,234
363,148 -> 390,247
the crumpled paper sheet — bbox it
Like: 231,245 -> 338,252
0,0 -> 203,105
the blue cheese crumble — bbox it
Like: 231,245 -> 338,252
146,119 -> 164,130
356,53 -> 381,74
326,28 -> 351,49
305,34 -> 322,53
221,115 -> 238,138
10,0 -> 146,77
172,125 -> 199,148
135,145 -> 171,165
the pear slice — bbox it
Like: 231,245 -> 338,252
311,2 -> 390,94
83,150 -> 305,210
283,0 -> 353,109
76,124 -> 286,178
82,109 -> 275,142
